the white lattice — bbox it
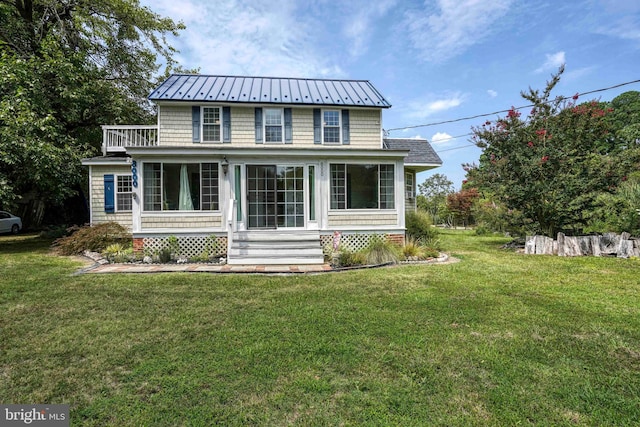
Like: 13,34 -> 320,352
321,233 -> 390,254
142,235 -> 227,258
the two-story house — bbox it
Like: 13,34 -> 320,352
82,74 -> 442,264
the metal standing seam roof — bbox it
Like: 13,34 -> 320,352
149,74 -> 392,108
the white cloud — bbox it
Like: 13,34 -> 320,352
404,92 -> 465,120
595,17 -> 640,42
142,0 -> 345,78
535,51 -> 566,74
403,0 -> 513,63
487,89 -> 498,98
431,132 -> 453,144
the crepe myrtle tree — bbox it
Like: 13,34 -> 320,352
470,66 -> 639,237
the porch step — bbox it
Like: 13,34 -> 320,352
228,230 -> 324,265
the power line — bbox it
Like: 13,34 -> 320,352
385,78 -> 640,133
437,143 -> 477,153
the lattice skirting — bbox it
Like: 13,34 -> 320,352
320,232 -> 405,255
134,235 -> 228,258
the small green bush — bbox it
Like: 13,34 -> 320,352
406,210 -> 439,242
365,237 -> 399,265
167,235 -> 180,257
158,248 -> 172,263
103,243 -> 134,263
334,249 -> 366,268
402,237 -> 423,259
53,222 -> 131,255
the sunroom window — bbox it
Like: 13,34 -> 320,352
330,164 -> 395,209
143,162 -> 219,211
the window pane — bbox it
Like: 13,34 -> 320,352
202,107 -> 220,142
347,164 -> 378,209
264,109 -> 281,125
308,166 -> 315,221
264,109 -> 282,142
323,110 -> 340,143
324,127 -> 340,143
324,110 -> 339,126
162,163 -> 200,210
116,176 -> 132,211
330,164 -> 346,209
201,163 -> 219,211
380,165 -> 395,209
203,124 -> 220,142
265,126 -> 282,142
203,107 -> 221,142
143,163 -> 161,211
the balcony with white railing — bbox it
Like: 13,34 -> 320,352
102,125 -> 158,154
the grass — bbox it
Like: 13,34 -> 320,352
1,231 -> 639,425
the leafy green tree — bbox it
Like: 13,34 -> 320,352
0,0 -> 185,217
417,173 -> 454,224
470,67 -> 640,237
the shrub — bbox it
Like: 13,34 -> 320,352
334,248 -> 366,268
401,236 -> 440,260
402,237 -> 423,259
364,236 -> 399,265
102,243 -> 134,263
166,235 -> 180,257
158,248 -> 172,263
406,210 -> 439,242
53,222 -> 131,255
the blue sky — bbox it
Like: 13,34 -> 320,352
141,0 -> 640,189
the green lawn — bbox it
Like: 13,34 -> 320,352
1,231 -> 639,426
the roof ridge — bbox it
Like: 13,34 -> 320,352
168,73 -> 371,83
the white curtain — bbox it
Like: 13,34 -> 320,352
179,164 -> 194,210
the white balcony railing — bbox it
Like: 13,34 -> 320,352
102,125 -> 158,154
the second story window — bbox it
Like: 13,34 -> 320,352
264,108 -> 283,143
323,110 -> 341,143
203,107 -> 221,142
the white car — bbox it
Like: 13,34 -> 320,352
0,211 -> 22,234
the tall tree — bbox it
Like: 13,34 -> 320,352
417,173 -> 454,224
0,0 -> 185,217
470,67 -> 640,237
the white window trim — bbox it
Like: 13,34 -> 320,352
405,172 -> 415,200
329,163 -> 395,211
115,174 -> 133,212
202,106 -> 222,143
322,109 -> 342,145
263,107 -> 284,144
142,162 -> 221,212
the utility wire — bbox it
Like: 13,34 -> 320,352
385,78 -> 640,133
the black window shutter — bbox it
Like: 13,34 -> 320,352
192,106 -> 200,143
222,107 -> 231,143
341,109 -> 350,145
284,108 -> 292,144
255,108 -> 263,143
313,108 -> 321,144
